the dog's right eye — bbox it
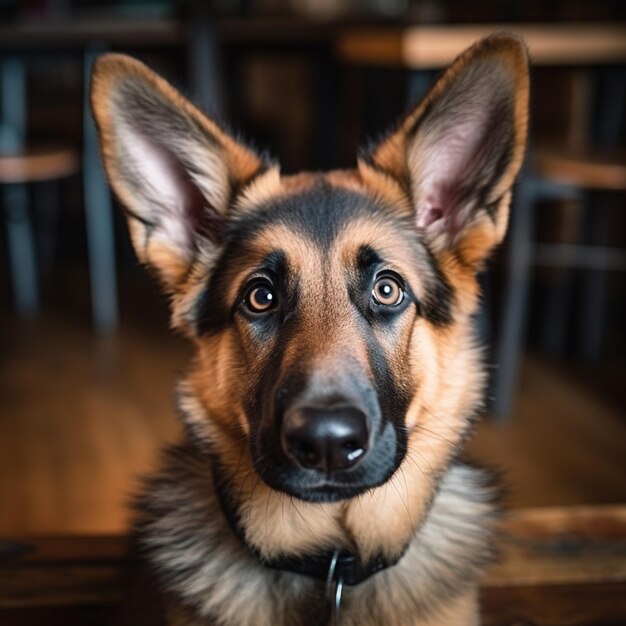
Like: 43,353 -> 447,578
244,282 -> 277,314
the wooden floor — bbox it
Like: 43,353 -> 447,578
1,278 -> 625,535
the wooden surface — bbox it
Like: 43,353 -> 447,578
336,22 -> 626,69
481,506 -> 626,626
0,146 -> 79,184
467,356 -> 626,510
0,297 -> 186,535
0,506 -> 625,626
0,536 -> 126,609
535,146 -> 626,191
486,506 -> 626,586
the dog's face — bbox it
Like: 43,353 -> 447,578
201,182 -> 429,502
91,37 -> 528,510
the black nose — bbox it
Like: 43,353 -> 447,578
281,405 -> 369,472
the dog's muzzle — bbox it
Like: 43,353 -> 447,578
252,365 -> 402,502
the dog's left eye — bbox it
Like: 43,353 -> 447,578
372,275 -> 404,307
244,282 -> 277,313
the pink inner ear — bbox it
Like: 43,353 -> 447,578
416,199 -> 444,229
414,117 -> 486,235
121,120 -> 224,251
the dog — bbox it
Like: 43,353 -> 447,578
91,33 -> 529,626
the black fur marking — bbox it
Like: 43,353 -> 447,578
421,247 -> 454,327
227,182 -> 388,249
357,144 -> 411,196
195,195 -> 453,336
194,272 -> 232,336
363,328 -> 412,438
356,244 -> 383,271
245,305 -> 302,465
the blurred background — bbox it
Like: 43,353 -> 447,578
0,0 -> 624,537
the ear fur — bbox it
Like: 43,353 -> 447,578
91,54 -> 269,290
359,34 -> 529,267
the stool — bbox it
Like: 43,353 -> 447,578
1,145 -> 79,317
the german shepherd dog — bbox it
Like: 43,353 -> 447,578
91,34 -> 528,626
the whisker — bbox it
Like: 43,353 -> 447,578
288,496 -> 315,536
396,467 -> 416,536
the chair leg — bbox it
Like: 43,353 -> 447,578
187,13 -> 224,118
578,194 -> 608,363
83,46 -> 118,333
491,179 -> 537,419
34,180 -> 60,276
541,198 -> 583,356
4,183 -> 39,317
541,269 -> 574,356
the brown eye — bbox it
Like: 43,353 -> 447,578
244,282 -> 276,313
372,275 -> 404,306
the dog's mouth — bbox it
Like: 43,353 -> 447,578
286,483 -> 375,504
275,479 -> 388,504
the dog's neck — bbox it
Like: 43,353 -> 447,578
211,460 -> 408,588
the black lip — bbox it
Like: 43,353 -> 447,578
272,481 -> 376,503
256,461 -> 399,503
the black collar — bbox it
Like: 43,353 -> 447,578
212,464 -> 406,587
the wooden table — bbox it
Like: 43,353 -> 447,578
1,506 -> 625,626
336,22 -> 626,69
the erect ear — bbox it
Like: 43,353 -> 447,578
91,54 -> 270,291
359,34 -> 529,267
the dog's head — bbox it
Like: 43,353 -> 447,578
91,35 -> 528,537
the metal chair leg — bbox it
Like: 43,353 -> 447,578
578,194 -> 608,363
187,14 -> 223,118
83,45 -> 118,333
540,198 -> 582,356
491,178 -> 537,418
4,183 -> 39,317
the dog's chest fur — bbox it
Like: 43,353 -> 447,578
137,446 -> 496,626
